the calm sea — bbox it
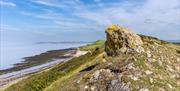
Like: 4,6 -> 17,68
0,42 -> 87,70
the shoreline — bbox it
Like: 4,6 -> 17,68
0,48 -> 88,90
0,58 -> 70,90
0,48 -> 77,75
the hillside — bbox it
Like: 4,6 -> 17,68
4,25 -> 180,91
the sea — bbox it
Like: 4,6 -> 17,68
0,41 -> 88,70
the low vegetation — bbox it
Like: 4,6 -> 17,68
4,41 -> 104,91
80,40 -> 105,51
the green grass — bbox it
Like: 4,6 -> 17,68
5,41 -> 104,91
80,40 -> 105,51
45,52 -> 104,91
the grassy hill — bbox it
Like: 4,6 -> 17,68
4,40 -> 105,91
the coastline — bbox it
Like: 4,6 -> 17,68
0,58 -> 70,90
0,47 -> 88,90
0,48 -> 77,75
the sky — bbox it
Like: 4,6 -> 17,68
0,0 -> 180,42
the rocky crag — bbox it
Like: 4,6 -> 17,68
80,25 -> 180,91
105,25 -> 144,56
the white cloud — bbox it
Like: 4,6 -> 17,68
0,1 -> 16,7
27,0 -> 180,40
33,0 -> 65,8
32,0 -> 83,10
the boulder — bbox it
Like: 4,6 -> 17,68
105,24 -> 144,56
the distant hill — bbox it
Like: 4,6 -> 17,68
36,41 -> 92,44
167,40 -> 180,43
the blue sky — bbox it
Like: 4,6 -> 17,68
0,0 -> 180,42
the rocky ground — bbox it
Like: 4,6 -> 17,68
57,25 -> 180,91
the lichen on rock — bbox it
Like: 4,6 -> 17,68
105,24 -> 144,56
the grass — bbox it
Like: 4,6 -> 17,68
45,52 -> 104,91
4,40 -> 104,91
80,40 -> 105,51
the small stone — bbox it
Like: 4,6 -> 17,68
158,88 -> 165,91
177,58 -> 180,61
139,88 -> 149,91
129,75 -> 139,81
158,60 -> 162,66
177,80 -> 180,86
166,65 -> 174,72
126,63 -> 135,69
90,86 -> 96,91
90,69 -> 113,82
145,70 -> 153,75
108,62 -> 113,66
111,80 -> 118,85
167,84 -> 173,89
132,57 -> 137,61
102,58 -> 106,63
90,70 -> 100,81
147,58 -> 156,62
77,80 -> 80,83
136,46 -> 145,53
146,50 -> 151,58
120,47 -> 127,53
84,85 -> 89,89
150,78 -> 153,83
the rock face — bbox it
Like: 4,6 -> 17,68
105,25 -> 144,56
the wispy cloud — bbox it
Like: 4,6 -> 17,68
11,0 -> 180,39
32,0 -> 83,10
0,0 -> 16,7
0,24 -> 18,31
33,0 -> 64,8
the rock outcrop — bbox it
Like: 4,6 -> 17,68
83,69 -> 131,91
105,25 -> 144,56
